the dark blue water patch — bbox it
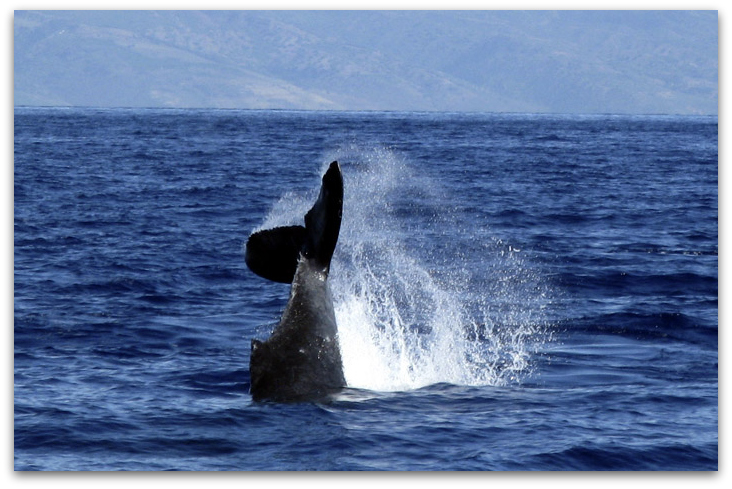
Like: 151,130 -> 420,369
566,311 -> 717,345
166,368 -> 251,398
554,269 -> 717,300
525,442 -> 718,471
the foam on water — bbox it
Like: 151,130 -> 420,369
260,146 -> 550,392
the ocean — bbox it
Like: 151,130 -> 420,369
13,107 -> 717,471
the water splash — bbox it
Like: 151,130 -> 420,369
260,145 -> 552,392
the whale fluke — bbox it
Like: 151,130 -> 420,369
245,161 -> 343,284
245,161 -> 346,402
245,225 -> 307,283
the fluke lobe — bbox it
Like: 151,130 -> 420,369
245,161 -> 346,402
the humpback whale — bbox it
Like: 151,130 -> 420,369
245,161 -> 346,402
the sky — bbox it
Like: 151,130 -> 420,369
12,8 -> 719,115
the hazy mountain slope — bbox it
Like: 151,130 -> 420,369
14,10 -> 718,114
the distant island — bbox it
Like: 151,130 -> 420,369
14,10 -> 718,115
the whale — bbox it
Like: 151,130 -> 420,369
245,161 -> 346,402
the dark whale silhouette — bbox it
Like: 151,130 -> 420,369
245,161 -> 346,402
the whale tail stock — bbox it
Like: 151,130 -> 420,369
245,161 -> 343,283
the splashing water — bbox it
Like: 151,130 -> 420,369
259,146 -> 551,392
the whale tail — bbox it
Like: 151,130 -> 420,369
245,161 -> 343,283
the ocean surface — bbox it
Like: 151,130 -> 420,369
14,107 -> 717,471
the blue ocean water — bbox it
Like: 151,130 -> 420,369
14,107 -> 717,471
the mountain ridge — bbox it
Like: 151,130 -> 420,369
14,10 -> 718,115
